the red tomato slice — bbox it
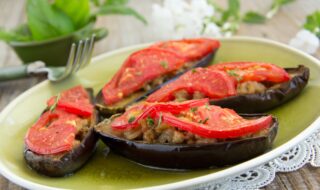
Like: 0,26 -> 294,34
150,38 -> 220,61
47,85 -> 93,117
25,110 -> 78,155
111,99 -> 209,130
160,105 -> 272,139
102,48 -> 187,105
146,68 -> 237,102
209,62 -> 290,83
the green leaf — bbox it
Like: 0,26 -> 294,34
0,27 -> 31,42
104,0 -> 129,5
268,0 -> 295,18
95,5 -> 147,24
228,0 -> 240,19
27,0 -> 75,40
243,11 -> 266,24
54,0 -> 90,29
304,11 -> 320,37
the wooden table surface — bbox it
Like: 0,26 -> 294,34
0,0 -> 320,189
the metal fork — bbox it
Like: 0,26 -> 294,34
0,35 -> 95,82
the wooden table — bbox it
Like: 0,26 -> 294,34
0,0 -> 319,189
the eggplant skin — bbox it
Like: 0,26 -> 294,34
211,65 -> 309,113
23,89 -> 99,177
96,114 -> 278,169
95,50 -> 217,118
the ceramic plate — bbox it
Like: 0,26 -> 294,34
1,37 -> 320,190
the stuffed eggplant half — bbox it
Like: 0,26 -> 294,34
96,38 -> 220,117
146,62 -> 309,113
24,86 -> 98,177
95,99 -> 278,169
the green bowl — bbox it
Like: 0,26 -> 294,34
8,23 -> 107,67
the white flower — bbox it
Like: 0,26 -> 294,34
147,0 -> 218,40
289,29 -> 319,54
202,23 -> 222,37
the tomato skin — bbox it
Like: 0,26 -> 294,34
150,38 -> 220,61
111,99 -> 209,130
146,68 -> 237,102
111,99 -> 273,139
47,85 -> 93,117
102,48 -> 187,105
25,110 -> 78,155
209,62 -> 290,83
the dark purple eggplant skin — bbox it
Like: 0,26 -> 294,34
211,65 -> 309,113
23,89 -> 99,177
96,50 -> 217,118
95,114 -> 278,169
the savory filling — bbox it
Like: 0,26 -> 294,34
72,117 -> 92,147
172,77 -> 293,101
97,115 -> 270,145
142,62 -> 194,92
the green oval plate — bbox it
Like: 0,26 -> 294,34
1,37 -> 320,190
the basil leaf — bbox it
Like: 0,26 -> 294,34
95,5 -> 147,24
55,0 -> 90,29
27,0 -> 75,40
104,0 -> 129,5
0,27 -> 31,42
243,11 -> 266,24
304,11 -> 320,37
228,0 -> 240,19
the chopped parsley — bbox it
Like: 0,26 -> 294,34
190,107 -> 198,113
191,68 -> 197,73
199,117 -> 209,124
146,116 -> 155,126
226,70 -> 243,81
49,93 -> 61,112
160,60 -> 169,69
205,103 -> 211,110
128,116 -> 136,123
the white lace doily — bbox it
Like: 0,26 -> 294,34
191,129 -> 320,190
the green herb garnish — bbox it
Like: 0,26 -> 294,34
192,68 -> 197,73
199,117 -> 209,124
146,116 -> 155,126
227,70 -> 243,81
160,61 -> 169,69
49,93 -> 61,112
128,116 -> 136,123
190,107 -> 198,113
205,104 -> 211,110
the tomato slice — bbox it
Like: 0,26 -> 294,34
25,110 -> 78,155
111,99 -> 209,130
209,62 -> 290,83
102,48 -> 187,105
47,85 -> 93,117
111,99 -> 273,138
150,38 -> 220,61
159,105 -> 272,138
146,68 -> 237,102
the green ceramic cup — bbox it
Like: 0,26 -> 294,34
8,22 -> 108,67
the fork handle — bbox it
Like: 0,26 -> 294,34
0,65 -> 29,81
0,62 -> 45,82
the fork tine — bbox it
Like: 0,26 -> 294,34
56,43 -> 76,80
81,35 -> 95,69
75,38 -> 90,72
70,40 -> 84,74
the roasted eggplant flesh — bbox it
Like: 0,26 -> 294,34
211,65 -> 309,113
24,89 -> 99,177
95,114 -> 278,169
96,51 -> 216,118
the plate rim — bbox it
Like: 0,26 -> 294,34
0,36 -> 319,190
